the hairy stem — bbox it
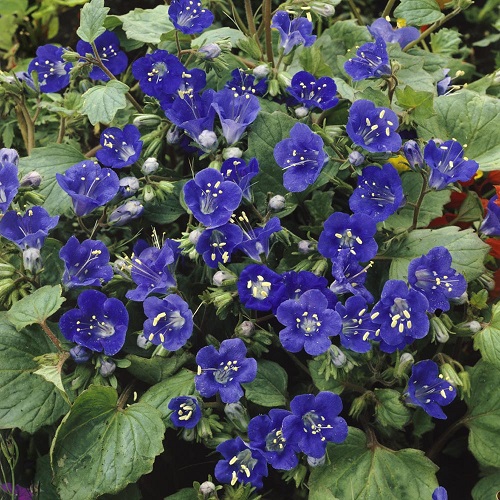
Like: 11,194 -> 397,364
244,0 -> 257,36
410,172 -> 430,230
263,0 -> 274,66
56,116 -> 66,144
40,320 -> 62,351
347,0 -> 363,24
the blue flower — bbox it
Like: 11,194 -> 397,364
407,246 -> 467,312
196,223 -> 243,268
271,11 -> 316,55
349,164 -> 404,222
27,44 -> 72,93
344,37 -> 391,81
108,200 -> 144,226
368,18 -> 420,49
0,206 -> 58,250
76,30 -> 127,81
0,162 -> 19,214
132,50 -> 186,100
59,236 -> 113,288
215,437 -> 268,489
0,148 -> 19,166
221,157 -> 259,201
56,160 -> 119,217
234,214 -> 282,262
160,68 -> 207,109
225,68 -> 267,97
274,122 -> 328,192
282,392 -> 348,459
276,289 -> 342,355
126,241 -> 177,302
437,69 -> 452,96
248,409 -> 299,471
403,140 -> 424,170
346,100 -> 402,153
480,195 -> 500,236
318,212 -> 378,262
212,89 -> 260,145
118,176 -> 140,198
169,0 -> 214,35
183,168 -> 242,228
70,345 -> 92,364
168,396 -> 202,429
424,139 -> 479,190
195,338 -> 257,403
370,280 -> 429,348
237,264 -> 282,312
336,295 -> 378,353
432,486 -> 448,500
59,289 -> 128,356
407,360 -> 456,419
96,125 -> 143,169
142,294 -> 193,351
287,71 -> 338,111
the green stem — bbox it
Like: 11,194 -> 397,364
403,8 -> 462,52
244,0 -> 257,36
382,0 -> 397,18
56,116 -> 66,144
347,0 -> 363,24
175,31 -> 182,59
227,0 -> 250,35
410,172 -> 430,230
117,383 -> 135,410
40,320 -> 62,352
263,0 -> 274,66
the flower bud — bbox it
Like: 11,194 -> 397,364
198,43 -> 222,60
295,106 -> 309,118
222,147 -> 243,159
224,402 -> 249,432
70,345 -> 92,364
119,176 -> 140,198
182,427 -> 196,442
462,320 -> 481,333
109,200 -> 144,226
277,71 -> 292,89
450,290 -> 468,305
213,291 -> 234,311
0,262 -> 15,278
20,170 -> 42,188
99,358 -> 116,377
268,194 -> 286,211
213,270 -> 233,286
23,248 -> 42,273
0,147 -> 19,166
253,64 -> 270,78
133,114 -> 162,128
348,151 -> 365,167
458,370 -> 471,397
396,352 -> 414,377
236,320 -> 254,337
307,455 -> 326,467
403,140 -> 424,171
268,79 -> 280,97
298,240 -> 314,254
329,345 -> 347,368
62,50 -> 81,62
311,2 -> 336,16
167,125 -> 182,145
199,481 -> 217,499
189,228 -> 203,245
137,334 -> 151,349
142,184 -> 155,202
440,363 -> 463,388
430,316 -> 451,343
197,130 -> 218,152
141,157 -> 159,175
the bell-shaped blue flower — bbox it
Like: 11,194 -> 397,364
169,0 -> 214,35
0,162 -> 19,214
370,280 -> 429,348
424,139 -> 479,190
168,396 -> 202,429
60,236 -> 113,288
221,157 -> 259,201
225,68 -> 267,97
344,37 -> 391,81
432,487 -> 449,500
407,360 -> 456,419
407,246 -> 467,312
237,264 -> 283,312
118,176 -> 140,198
271,11 -> 316,55
215,437 -> 268,489
212,89 -> 260,145
282,392 -> 348,459
56,160 -> 120,217
108,200 -> 144,226
28,44 -> 72,93
183,168 -> 242,228
96,125 -> 143,169
0,206 -> 58,250
437,69 -> 452,96
274,122 -> 328,192
403,140 -> 424,171
142,294 -> 193,351
0,148 -> 19,166
368,18 -> 420,49
276,289 -> 342,355
287,71 -> 338,111
59,289 -> 128,356
76,30 -> 128,81
195,338 -> 257,403
318,212 -> 378,262
480,195 -> 500,236
196,223 -> 243,268
346,100 -> 402,153
349,163 -> 404,222
248,409 -> 299,471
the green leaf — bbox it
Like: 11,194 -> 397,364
244,360 -> 287,407
165,488 -> 198,500
76,0 -> 109,43
34,352 -> 70,403
18,144 -> 86,216
383,227 -> 489,282
473,302 -> 500,370
308,358 -> 344,394
384,172 -> 451,230
143,181 -> 186,224
299,45 -> 334,77
394,0 -> 444,26
113,5 -> 174,44
192,27 -> 245,48
304,191 -> 334,223
40,238 -> 65,286
395,86 -> 435,124
374,389 -> 410,430
0,315 -> 69,432
141,368 -> 195,423
465,361 -> 500,468
81,79 -> 129,125
472,471 -> 500,500
418,90 -> 500,171
51,385 -> 165,500
7,285 -> 65,330
308,428 -> 438,499
430,28 -> 463,55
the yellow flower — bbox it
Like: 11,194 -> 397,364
388,155 -> 411,173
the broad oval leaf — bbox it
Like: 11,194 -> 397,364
244,359 -> 287,407
394,0 -> 444,27
76,0 -> 109,43
81,80 -> 129,125
473,302 -> 500,370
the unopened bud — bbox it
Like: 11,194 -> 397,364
142,184 -> 155,202
237,320 -> 255,337
119,176 -> 140,198
23,248 -> 42,273
430,316 -> 451,343
167,125 -> 182,145
348,151 -> 365,167
268,194 -> 286,211
307,455 -> 326,467
0,148 -> 19,166
62,50 -> 81,62
311,2 -> 336,16
99,358 -> 116,377
224,402 -> 249,432
141,157 -> 159,175
189,229 -> 203,245
403,140 -> 424,171
213,270 -> 233,286
396,352 -> 414,377
70,345 -> 92,364
268,79 -> 280,97
198,43 -> 221,60
197,130 -> 218,151
137,334 -> 151,349
463,320 -> 481,333
329,345 -> 347,368
133,114 -> 162,128
450,290 -> 468,305
182,427 -> 196,442
199,481 -> 217,498
109,200 -> 144,226
441,363 -> 463,388
253,64 -> 270,78
277,71 -> 292,89
20,171 -> 42,188
222,147 -> 243,159
295,106 -> 309,118
298,240 -> 314,254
